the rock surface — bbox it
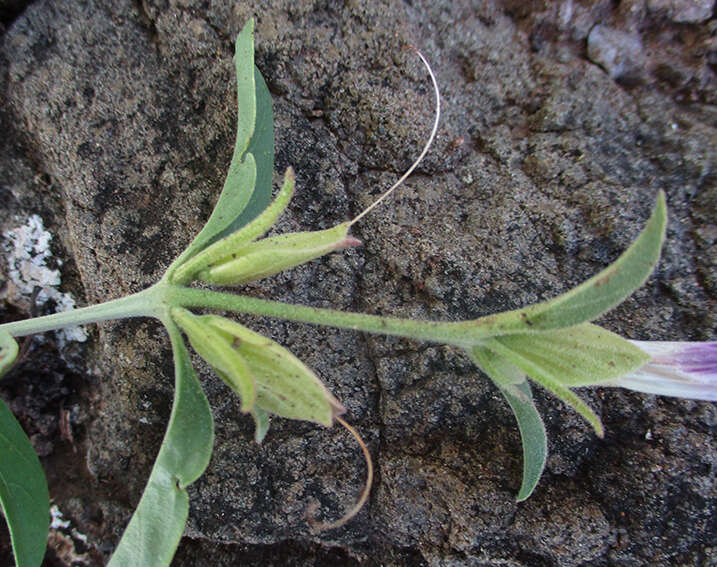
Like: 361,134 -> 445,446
1,1 -> 715,566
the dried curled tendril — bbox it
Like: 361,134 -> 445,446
306,417 -> 375,531
307,46 -> 439,529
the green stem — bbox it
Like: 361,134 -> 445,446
167,286 -> 499,346
0,280 -> 506,346
0,285 -> 164,338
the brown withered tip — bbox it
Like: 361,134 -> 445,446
343,236 -> 363,248
329,398 -> 347,421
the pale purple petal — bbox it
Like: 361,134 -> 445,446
608,341 -> 717,401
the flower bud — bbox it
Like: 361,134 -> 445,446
201,315 -> 345,427
199,221 -> 361,286
171,167 -> 295,285
171,308 -> 256,412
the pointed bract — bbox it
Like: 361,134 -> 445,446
203,315 -> 345,427
200,221 -> 361,286
171,308 -> 256,412
0,330 -> 18,378
172,167 -> 295,284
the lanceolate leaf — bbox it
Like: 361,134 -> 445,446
185,19 -> 257,252
460,191 -> 667,339
216,65 -> 275,241
478,324 -> 641,436
108,322 -> 214,567
168,18 -> 275,272
519,192 -> 666,330
0,397 -> 49,567
468,346 -> 547,501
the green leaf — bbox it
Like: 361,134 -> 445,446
188,19 -> 257,250
171,308 -> 256,412
216,65 -> 275,241
0,397 -> 49,567
202,316 -> 345,426
478,323 -> 648,436
108,321 -> 214,567
167,19 -> 275,273
485,323 -> 650,387
468,346 -> 547,501
470,191 -> 667,336
0,330 -> 18,378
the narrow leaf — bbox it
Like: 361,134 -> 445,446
186,20 -> 258,251
482,328 -> 609,436
108,322 -> 214,567
522,192 -> 666,329
167,19 -> 275,273
232,19 -> 258,162
468,347 -> 547,501
0,397 -> 49,567
215,66 -> 275,241
464,191 -> 667,337
0,330 -> 18,378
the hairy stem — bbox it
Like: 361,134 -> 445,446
168,286 -> 500,346
0,285 -> 164,338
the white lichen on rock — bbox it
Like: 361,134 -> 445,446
48,504 -> 92,565
3,214 -> 88,344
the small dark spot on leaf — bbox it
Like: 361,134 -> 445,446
594,271 -> 615,287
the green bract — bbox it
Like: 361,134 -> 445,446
171,166 -> 296,285
0,18 -> 680,567
199,221 -> 361,286
201,314 -> 345,427
171,307 -> 257,412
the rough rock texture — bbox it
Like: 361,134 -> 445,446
1,1 -> 715,566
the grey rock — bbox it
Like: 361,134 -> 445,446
1,0 -> 715,566
647,0 -> 715,23
587,24 -> 646,83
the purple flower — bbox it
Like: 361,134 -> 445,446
610,341 -> 717,401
